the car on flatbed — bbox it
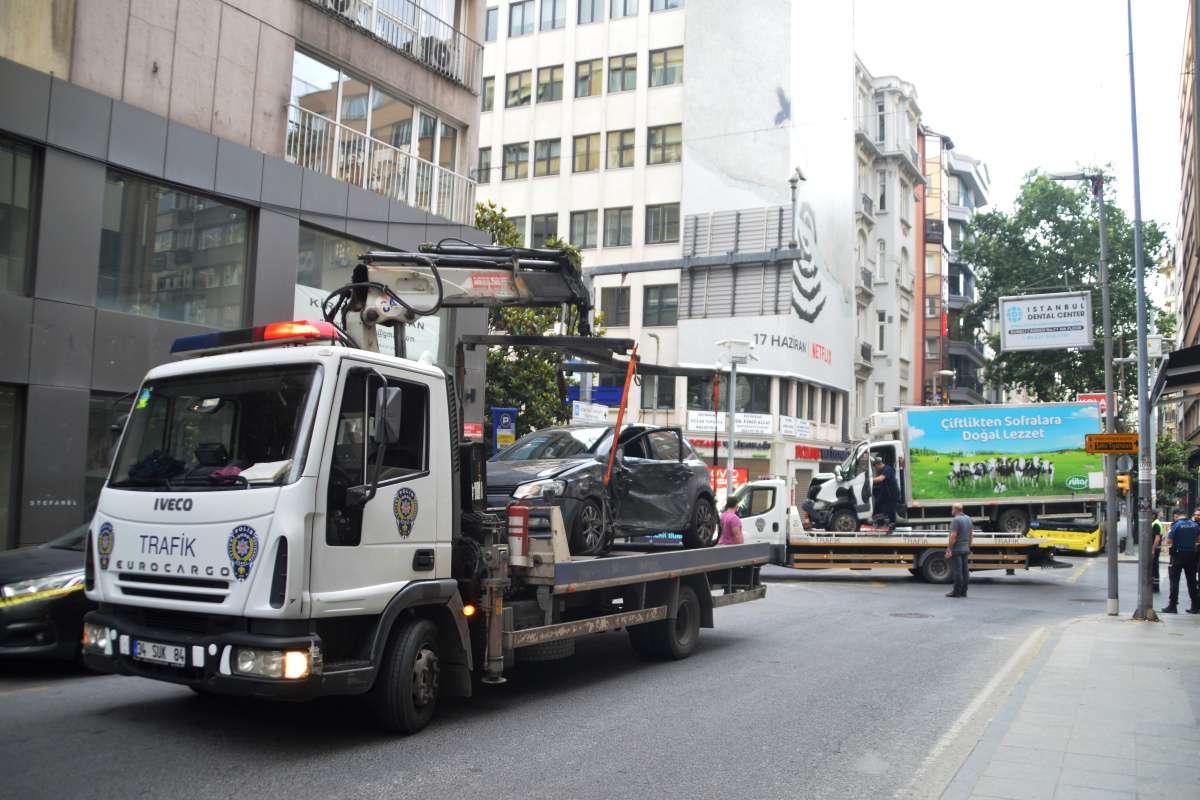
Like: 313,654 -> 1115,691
487,423 -> 719,555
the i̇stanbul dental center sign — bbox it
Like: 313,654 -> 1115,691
999,291 -> 1094,352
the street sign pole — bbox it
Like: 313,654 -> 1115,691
1094,176 -> 1119,616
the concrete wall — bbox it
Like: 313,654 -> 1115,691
0,0 -> 74,77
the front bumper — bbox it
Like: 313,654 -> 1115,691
0,588 -> 90,660
82,608 -> 370,699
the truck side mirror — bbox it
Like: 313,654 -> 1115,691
374,386 -> 403,445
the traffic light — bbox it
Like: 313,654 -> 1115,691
1116,473 -> 1130,494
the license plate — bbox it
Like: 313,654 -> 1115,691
132,639 -> 187,667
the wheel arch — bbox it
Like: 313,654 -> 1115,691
369,580 -> 473,698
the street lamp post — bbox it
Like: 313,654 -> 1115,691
1050,170 -> 1119,616
718,339 -> 752,498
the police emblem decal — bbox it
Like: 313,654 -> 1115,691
393,488 -> 418,538
226,525 -> 259,581
97,522 -> 114,570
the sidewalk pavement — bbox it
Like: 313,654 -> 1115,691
941,613 -> 1200,800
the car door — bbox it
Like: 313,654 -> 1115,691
309,362 -> 443,617
611,428 -> 691,533
737,485 -> 781,545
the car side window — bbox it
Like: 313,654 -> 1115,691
617,429 -> 652,459
737,487 -> 775,518
647,430 -> 682,461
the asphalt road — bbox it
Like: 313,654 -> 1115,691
0,556 -> 1150,800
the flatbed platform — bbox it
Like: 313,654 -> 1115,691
551,543 -> 771,593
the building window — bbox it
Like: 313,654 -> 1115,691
925,252 -> 938,276
875,382 -> 885,413
606,129 -> 635,169
541,0 -> 566,29
876,97 -> 885,143
924,336 -> 939,359
643,284 -> 677,326
651,0 -> 682,9
0,386 -> 19,549
611,0 -> 638,17
481,76 -> 495,111
576,59 -> 603,98
573,133 -> 601,172
877,170 -> 887,212
536,65 -> 564,102
508,216 -> 527,245
777,379 -> 790,417
531,213 -> 558,247
475,147 -> 492,182
502,143 -> 529,180
603,207 -> 633,247
509,0 -> 535,36
570,210 -> 598,249
900,180 -> 911,219
608,54 -> 637,92
297,224 -> 371,299
485,7 -> 499,41
533,139 -> 561,176
86,392 -> 132,512
647,124 -> 682,164
645,203 -> 680,244
0,137 -> 35,296
579,0 -> 603,23
829,392 -> 839,426
649,46 -> 683,87
641,375 -> 676,409
600,286 -> 630,325
925,295 -> 937,317
99,172 -> 250,328
505,71 -> 532,107
876,311 -> 886,352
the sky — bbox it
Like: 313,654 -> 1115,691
852,0 -> 1186,239
907,403 -> 1103,454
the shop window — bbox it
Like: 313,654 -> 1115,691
0,137 -> 36,295
0,386 -> 20,549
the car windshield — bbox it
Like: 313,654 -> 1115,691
492,426 -> 611,461
108,365 -> 322,491
44,525 -> 88,552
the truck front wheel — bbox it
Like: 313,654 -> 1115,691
629,585 -> 701,660
370,617 -> 441,734
829,508 -> 859,532
996,508 -> 1030,534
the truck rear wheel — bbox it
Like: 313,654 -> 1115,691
370,617 -> 440,734
920,551 -> 952,584
829,508 -> 859,532
630,585 -> 701,660
996,508 -> 1030,534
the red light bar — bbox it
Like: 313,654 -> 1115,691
171,320 -> 337,354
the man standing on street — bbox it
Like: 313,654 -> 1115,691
945,503 -> 972,598
871,456 -> 899,532
1160,507 -> 1200,614
1150,509 -> 1165,594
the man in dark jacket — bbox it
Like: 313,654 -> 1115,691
1161,507 -> 1200,614
871,456 -> 898,532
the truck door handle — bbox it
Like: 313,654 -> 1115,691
412,549 -> 435,571
773,522 -> 779,532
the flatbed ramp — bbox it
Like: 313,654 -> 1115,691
551,542 -> 770,593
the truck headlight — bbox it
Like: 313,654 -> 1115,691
512,479 -> 565,500
234,647 -> 314,680
82,622 -> 110,654
2,570 -> 85,601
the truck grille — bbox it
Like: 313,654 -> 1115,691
116,572 -> 230,604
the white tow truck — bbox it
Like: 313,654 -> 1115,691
81,244 -> 768,733
734,477 -> 1067,582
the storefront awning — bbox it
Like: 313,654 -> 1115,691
1151,343 -> 1200,407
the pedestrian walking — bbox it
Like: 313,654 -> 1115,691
717,496 -> 744,545
945,503 -> 972,598
1150,509 -> 1165,593
1160,507 -> 1200,614
871,455 -> 899,532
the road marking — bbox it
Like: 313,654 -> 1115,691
0,684 -> 52,697
894,624 -> 1048,800
1064,560 -> 1091,585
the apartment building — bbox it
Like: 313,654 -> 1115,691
920,129 -> 990,405
476,1 -> 868,495
1176,0 -> 1200,448
852,59 -> 923,436
0,0 -> 487,548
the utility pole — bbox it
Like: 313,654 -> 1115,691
718,339 -> 752,499
1126,0 -> 1157,621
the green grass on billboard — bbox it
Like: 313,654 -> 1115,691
908,449 -> 1101,501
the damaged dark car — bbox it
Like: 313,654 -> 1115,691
487,424 -> 719,555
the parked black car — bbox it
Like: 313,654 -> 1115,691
487,424 -> 719,555
0,525 -> 91,661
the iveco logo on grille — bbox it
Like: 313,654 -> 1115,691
154,497 -> 194,511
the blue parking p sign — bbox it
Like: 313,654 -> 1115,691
492,407 -> 518,455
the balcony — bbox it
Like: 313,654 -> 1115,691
285,104 -> 476,224
857,192 -> 876,225
946,337 -> 986,366
856,266 -> 875,303
858,340 -> 873,364
311,0 -> 483,93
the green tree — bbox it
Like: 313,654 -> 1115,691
1155,434 -> 1194,508
961,171 -> 1167,419
475,201 -> 589,438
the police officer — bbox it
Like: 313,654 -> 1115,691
871,455 -> 899,532
1150,509 -> 1165,593
1161,507 -> 1200,614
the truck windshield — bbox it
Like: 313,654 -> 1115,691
108,365 -> 321,491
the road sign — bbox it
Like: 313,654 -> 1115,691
1116,455 -> 1134,472
1077,392 -> 1107,416
1085,433 -> 1138,455
571,400 -> 609,424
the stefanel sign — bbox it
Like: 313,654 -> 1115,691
999,291 -> 1094,352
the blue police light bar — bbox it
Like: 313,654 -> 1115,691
171,320 -> 338,355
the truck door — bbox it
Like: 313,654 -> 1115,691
848,444 -> 873,519
309,363 -> 445,616
737,483 -> 783,545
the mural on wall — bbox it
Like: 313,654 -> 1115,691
792,203 -> 825,323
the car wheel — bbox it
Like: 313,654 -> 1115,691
682,497 -> 718,548
570,499 -> 607,556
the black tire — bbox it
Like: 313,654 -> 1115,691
829,508 -> 859,532
682,496 -> 719,549
996,508 -> 1030,534
636,585 -> 701,660
369,618 -> 441,734
908,568 -> 921,578
920,551 -> 952,584
627,623 -> 656,658
570,499 -> 607,556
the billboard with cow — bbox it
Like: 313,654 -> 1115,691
904,403 -> 1104,501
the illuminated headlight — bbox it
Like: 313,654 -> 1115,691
82,622 -> 110,654
2,570 -> 85,600
234,647 -> 313,680
512,479 -> 565,500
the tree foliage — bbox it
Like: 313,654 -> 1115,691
961,172 -> 1167,419
475,201 -> 587,437
1155,434 -> 1194,507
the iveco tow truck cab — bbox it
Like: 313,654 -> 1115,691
82,245 -> 769,733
